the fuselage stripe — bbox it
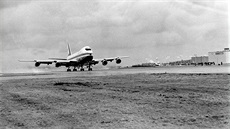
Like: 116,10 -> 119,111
68,53 -> 92,60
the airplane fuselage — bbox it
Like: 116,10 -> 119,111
67,46 -> 93,63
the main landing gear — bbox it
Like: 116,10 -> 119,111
80,68 -> 84,71
67,68 -> 78,72
66,66 -> 93,72
88,64 -> 92,71
73,67 -> 77,71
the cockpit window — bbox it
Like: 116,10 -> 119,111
85,48 -> 91,51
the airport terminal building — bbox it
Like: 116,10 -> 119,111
208,48 -> 230,65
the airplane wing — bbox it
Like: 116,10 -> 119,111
19,59 -> 56,67
93,56 -> 129,62
19,59 -> 79,68
92,56 -> 129,65
19,59 -> 55,63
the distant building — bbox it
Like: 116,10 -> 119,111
208,48 -> 230,65
191,56 -> 208,64
169,56 -> 211,66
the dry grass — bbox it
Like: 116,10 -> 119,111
0,73 -> 229,128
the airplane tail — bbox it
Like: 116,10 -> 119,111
67,43 -> 72,56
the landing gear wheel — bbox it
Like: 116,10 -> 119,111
88,68 -> 92,71
73,69 -> 77,72
67,69 -> 71,72
80,68 -> 84,71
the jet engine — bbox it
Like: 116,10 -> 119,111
116,59 -> 121,64
35,62 -> 40,67
102,60 -> 108,66
55,63 -> 61,67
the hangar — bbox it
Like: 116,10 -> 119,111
208,48 -> 230,65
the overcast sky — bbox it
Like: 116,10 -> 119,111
0,0 -> 229,73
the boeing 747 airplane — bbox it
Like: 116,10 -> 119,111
19,44 -> 128,72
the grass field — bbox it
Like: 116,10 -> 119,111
0,73 -> 229,128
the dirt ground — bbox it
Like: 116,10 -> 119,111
0,73 -> 230,128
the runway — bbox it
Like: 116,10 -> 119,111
1,65 -> 229,81
0,66 -> 230,128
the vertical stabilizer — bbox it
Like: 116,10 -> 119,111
67,43 -> 72,56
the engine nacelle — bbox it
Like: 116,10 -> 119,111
35,62 -> 40,67
102,60 -> 108,66
55,63 -> 61,67
116,59 -> 121,64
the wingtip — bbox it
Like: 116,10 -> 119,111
18,60 -> 36,62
